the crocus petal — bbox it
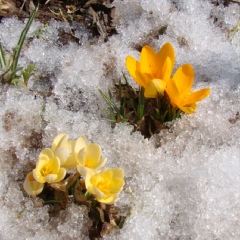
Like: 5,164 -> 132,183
179,103 -> 197,114
76,165 -> 89,177
53,167 -> 66,182
33,169 -> 45,183
166,78 -> 181,106
61,155 -> 77,169
77,165 -> 102,177
51,133 -> 69,152
39,148 -> 55,161
28,181 -> 44,196
44,174 -> 58,183
157,42 -> 175,74
126,56 -> 139,81
74,136 -> 88,154
35,158 -> 48,171
161,57 -> 173,83
140,45 -> 160,76
94,157 -> 107,169
77,147 -> 86,165
85,172 -> 106,197
23,172 -> 44,196
108,178 -> 125,192
111,168 -> 125,179
144,79 -> 166,98
84,143 -> 102,167
172,64 -> 194,97
54,148 -> 70,165
88,185 -> 106,199
85,172 -> 92,188
47,157 -> 60,173
182,88 -> 211,106
65,139 -> 75,150
134,69 -> 151,87
97,169 -> 113,182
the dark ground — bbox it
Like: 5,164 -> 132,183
0,0 -> 116,42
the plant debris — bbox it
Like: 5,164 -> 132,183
0,0 -> 117,42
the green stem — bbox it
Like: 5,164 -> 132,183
43,200 -> 62,204
137,87 -> 145,121
84,191 -> 91,198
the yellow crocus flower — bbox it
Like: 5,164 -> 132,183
166,64 -> 210,113
51,133 -> 88,169
85,168 -> 125,204
33,148 -> 66,183
23,171 -> 44,196
126,42 -> 175,98
76,143 -> 107,177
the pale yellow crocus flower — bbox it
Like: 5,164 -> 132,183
51,133 -> 88,169
85,168 -> 125,204
33,148 -> 66,183
76,143 -> 107,177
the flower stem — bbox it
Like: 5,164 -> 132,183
84,191 -> 91,198
137,87 -> 145,121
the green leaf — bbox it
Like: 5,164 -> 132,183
21,64 -> 35,86
0,43 -> 6,69
9,4 -> 38,81
99,89 -> 127,122
137,87 -> 145,121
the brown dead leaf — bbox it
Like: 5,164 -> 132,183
135,115 -> 165,138
100,222 -> 114,237
0,0 -> 17,12
50,182 -> 67,192
53,189 -> 69,213
65,172 -> 80,190
73,180 -> 87,204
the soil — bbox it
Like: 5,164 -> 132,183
0,0 -> 116,43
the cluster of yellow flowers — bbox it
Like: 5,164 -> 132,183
126,42 -> 210,114
24,133 -> 125,204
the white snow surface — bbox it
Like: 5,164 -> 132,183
0,0 -> 240,239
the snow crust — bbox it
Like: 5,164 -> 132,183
0,0 -> 239,239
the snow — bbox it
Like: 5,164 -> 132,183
0,0 -> 239,239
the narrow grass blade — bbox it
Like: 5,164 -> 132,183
99,89 -> 126,122
0,43 -> 6,69
10,5 -> 38,80
99,89 -> 119,111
